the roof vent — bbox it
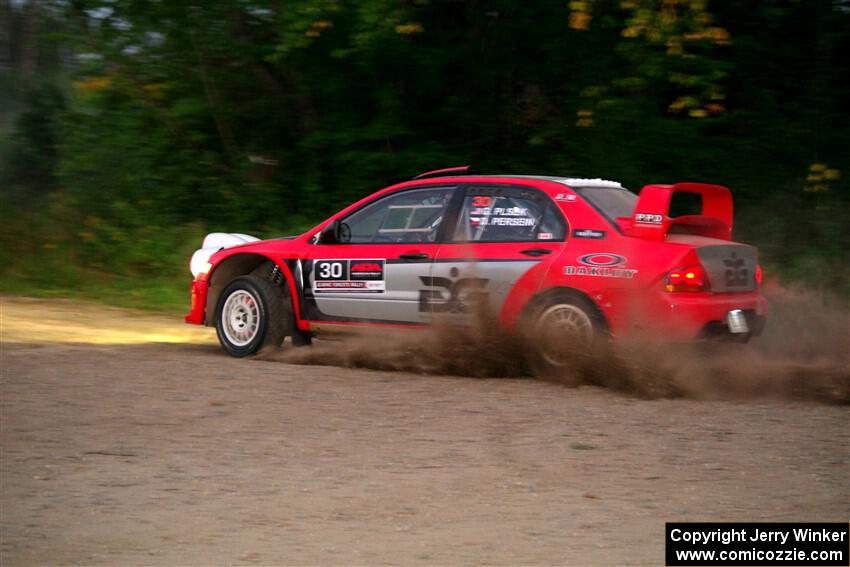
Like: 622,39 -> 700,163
557,178 -> 623,189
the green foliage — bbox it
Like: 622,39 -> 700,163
2,83 -> 65,203
0,0 -> 848,308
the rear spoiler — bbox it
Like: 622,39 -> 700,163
616,182 -> 733,240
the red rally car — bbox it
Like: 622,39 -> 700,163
185,166 -> 767,367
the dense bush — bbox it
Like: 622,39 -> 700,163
1,0 -> 847,308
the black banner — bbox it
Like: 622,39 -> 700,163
666,522 -> 849,566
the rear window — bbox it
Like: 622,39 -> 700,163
575,186 -> 638,222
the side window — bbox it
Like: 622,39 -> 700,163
342,186 -> 455,244
453,189 -> 567,242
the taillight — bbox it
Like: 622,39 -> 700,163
665,265 -> 710,292
755,264 -> 763,286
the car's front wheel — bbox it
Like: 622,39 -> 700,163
215,275 -> 289,357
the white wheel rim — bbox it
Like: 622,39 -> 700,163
222,290 -> 261,347
536,304 -> 594,367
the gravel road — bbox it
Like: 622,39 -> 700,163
1,297 -> 847,566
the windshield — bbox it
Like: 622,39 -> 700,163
575,186 -> 638,223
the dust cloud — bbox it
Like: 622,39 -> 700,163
267,285 -> 848,404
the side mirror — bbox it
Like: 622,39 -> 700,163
318,220 -> 351,244
318,220 -> 340,244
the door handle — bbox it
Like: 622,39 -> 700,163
520,248 -> 553,257
399,253 -> 429,261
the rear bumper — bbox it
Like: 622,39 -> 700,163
697,309 -> 766,340
184,279 -> 209,325
607,289 -> 767,341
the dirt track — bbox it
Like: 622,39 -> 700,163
1,296 -> 848,566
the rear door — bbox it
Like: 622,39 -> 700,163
304,185 -> 456,324
426,184 -> 568,318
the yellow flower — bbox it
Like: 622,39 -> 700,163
707,27 -> 730,45
74,77 -> 112,92
569,11 -> 592,30
621,26 -> 641,38
576,109 -> 594,127
395,23 -> 424,35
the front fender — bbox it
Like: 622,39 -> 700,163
203,252 -> 300,326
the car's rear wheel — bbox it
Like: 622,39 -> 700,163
525,292 -> 607,376
215,273 -> 289,357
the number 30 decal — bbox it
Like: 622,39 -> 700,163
315,260 -> 347,281
319,261 -> 343,279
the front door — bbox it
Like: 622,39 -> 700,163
304,185 -> 456,324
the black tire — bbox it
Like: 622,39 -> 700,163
215,273 -> 289,357
523,291 -> 607,377
251,261 -> 312,347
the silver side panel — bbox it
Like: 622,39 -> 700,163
314,297 -> 421,321
696,245 -> 758,292
311,260 -> 538,323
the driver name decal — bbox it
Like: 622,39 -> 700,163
469,203 -> 535,227
313,259 -> 386,293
